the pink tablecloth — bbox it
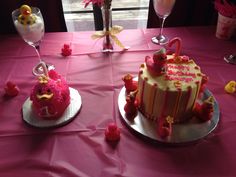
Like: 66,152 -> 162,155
0,27 -> 236,177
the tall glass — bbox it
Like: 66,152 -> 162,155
12,6 -> 53,76
151,0 -> 176,45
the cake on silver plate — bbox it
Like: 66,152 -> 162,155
122,37 -> 214,139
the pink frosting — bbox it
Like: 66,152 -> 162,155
30,70 -> 70,119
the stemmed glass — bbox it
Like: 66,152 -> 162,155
12,6 -> 53,76
151,0 -> 176,45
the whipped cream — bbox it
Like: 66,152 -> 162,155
14,15 -> 44,46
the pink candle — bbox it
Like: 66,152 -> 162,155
168,37 -> 182,57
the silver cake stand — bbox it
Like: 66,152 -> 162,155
118,86 -> 220,144
22,87 -> 82,128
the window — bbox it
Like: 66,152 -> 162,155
62,0 -> 149,31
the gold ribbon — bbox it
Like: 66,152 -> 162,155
91,25 -> 125,49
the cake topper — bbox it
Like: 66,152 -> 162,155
124,90 -> 139,120
199,75 -> 209,93
157,116 -> 174,138
168,37 -> 182,58
168,37 -> 190,63
145,48 -> 167,76
122,74 -> 137,94
194,96 -> 214,122
33,61 -> 49,77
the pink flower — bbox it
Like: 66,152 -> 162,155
83,0 -> 104,8
215,0 -> 236,18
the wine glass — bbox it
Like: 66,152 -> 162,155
12,5 -> 54,76
151,0 -> 176,45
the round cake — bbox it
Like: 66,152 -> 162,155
122,38 -> 213,139
30,69 -> 70,119
137,48 -> 206,123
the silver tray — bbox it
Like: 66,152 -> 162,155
118,86 -> 220,144
22,87 -> 82,128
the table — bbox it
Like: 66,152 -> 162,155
0,26 -> 236,177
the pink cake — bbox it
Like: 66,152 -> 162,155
30,70 -> 70,119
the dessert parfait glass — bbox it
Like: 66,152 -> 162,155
12,6 -> 54,76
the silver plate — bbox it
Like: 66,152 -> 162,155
22,87 -> 82,128
118,86 -> 220,144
